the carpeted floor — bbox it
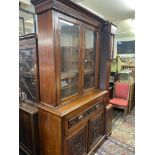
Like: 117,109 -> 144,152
93,107 -> 135,155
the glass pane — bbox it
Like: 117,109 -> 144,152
60,19 -> 79,99
19,10 -> 35,36
84,29 -> 97,90
19,18 -> 24,36
19,48 -> 37,102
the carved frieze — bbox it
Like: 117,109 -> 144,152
68,102 -> 104,128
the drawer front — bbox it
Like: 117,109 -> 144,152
68,101 -> 104,129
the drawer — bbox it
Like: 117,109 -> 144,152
65,101 -> 105,136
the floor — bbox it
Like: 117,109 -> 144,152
93,107 -> 135,155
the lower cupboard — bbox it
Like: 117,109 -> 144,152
38,90 -> 108,155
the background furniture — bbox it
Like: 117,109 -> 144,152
128,83 -> 135,113
19,34 -> 40,155
19,34 -> 39,103
121,64 -> 135,70
109,55 -> 125,99
19,103 -> 39,155
109,72 -> 117,99
110,82 -> 130,116
119,69 -> 135,113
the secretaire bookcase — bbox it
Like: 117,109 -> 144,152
30,0 -> 116,155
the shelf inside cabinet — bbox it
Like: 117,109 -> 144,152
61,70 -> 78,79
85,48 -> 94,52
84,68 -> 95,75
61,83 -> 78,90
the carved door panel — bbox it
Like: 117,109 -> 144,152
88,112 -> 104,150
66,126 -> 87,155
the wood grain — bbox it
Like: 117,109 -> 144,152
37,10 -> 57,106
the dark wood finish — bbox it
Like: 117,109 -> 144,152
37,10 -> 57,106
36,7 -> 107,106
105,60 -> 112,91
99,23 -> 115,92
29,0 -> 115,155
53,11 -> 82,104
68,102 -> 104,129
109,86 -> 114,99
105,104 -> 113,137
35,7 -> 103,106
19,34 -> 40,155
38,108 -> 63,155
88,112 -> 104,150
82,23 -> 100,92
65,125 -> 87,155
19,103 -> 39,155
128,83 -> 135,113
38,91 -> 108,155
31,0 -> 106,27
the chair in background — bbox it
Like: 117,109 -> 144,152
109,82 -> 130,118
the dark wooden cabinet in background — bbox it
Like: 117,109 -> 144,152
19,34 -> 39,103
19,34 -> 40,155
19,0 -> 116,155
19,103 -> 39,155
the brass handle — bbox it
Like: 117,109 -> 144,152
96,104 -> 99,108
78,115 -> 84,120
96,104 -> 101,110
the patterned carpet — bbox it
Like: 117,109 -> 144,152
93,107 -> 135,155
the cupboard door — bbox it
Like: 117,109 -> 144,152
83,27 -> 98,91
60,19 -> 80,99
19,45 -> 38,103
88,112 -> 104,150
66,126 -> 87,155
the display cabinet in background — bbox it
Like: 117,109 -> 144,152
19,103 -> 39,155
19,34 -> 40,155
19,34 -> 39,103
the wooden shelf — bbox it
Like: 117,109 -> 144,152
84,68 -> 95,75
85,48 -> 94,52
61,83 -> 77,90
61,70 -> 78,79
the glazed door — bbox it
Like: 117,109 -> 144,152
54,11 -> 82,104
83,24 -> 99,92
19,39 -> 38,103
54,11 -> 100,104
